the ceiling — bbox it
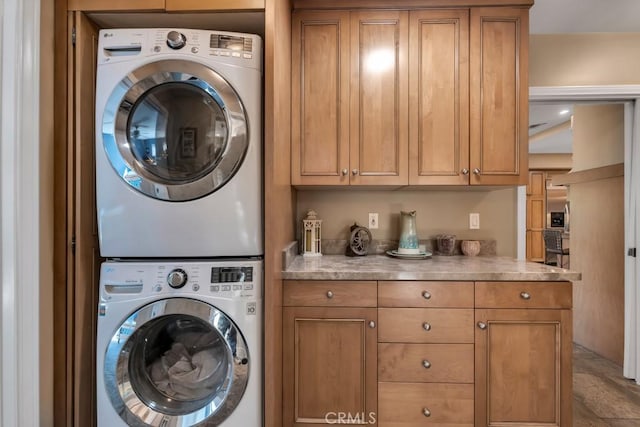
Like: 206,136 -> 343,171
528,0 -> 640,154
529,0 -> 640,34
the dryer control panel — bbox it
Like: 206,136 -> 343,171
98,28 -> 263,72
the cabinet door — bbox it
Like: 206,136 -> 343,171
526,171 -> 546,261
350,11 -> 408,185
284,307 -> 377,426
408,10 -> 469,185
475,309 -> 572,427
67,0 -> 164,11
165,0 -> 264,10
292,11 -> 350,185
470,7 -> 528,185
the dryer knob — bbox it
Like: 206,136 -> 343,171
166,31 -> 187,50
167,269 -> 188,289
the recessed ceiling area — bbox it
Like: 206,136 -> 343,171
529,103 -> 573,154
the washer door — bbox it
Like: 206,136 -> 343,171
104,298 -> 250,427
102,59 -> 248,201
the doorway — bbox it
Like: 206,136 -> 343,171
523,85 -> 640,383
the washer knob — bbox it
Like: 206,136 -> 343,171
166,31 -> 187,50
167,269 -> 188,288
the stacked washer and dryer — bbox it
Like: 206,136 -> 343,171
95,28 -> 263,427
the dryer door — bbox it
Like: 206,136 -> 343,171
104,298 -> 250,427
102,59 -> 248,202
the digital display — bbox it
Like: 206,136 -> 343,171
209,35 -> 251,52
211,267 -> 253,283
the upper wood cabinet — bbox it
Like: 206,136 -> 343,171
291,11 -> 351,185
349,11 -> 408,185
291,10 -> 408,186
409,9 -> 469,185
292,6 -> 529,187
470,7 -> 529,185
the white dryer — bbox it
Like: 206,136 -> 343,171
96,28 -> 262,258
97,259 -> 262,427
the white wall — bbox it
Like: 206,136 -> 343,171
0,0 -> 49,425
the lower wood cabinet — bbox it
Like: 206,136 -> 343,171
475,308 -> 572,427
475,281 -> 572,427
283,280 -> 573,427
283,305 -> 377,426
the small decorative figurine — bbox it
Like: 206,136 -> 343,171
302,210 -> 322,257
346,223 -> 372,257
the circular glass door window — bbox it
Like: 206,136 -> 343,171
104,299 -> 250,426
102,60 -> 249,202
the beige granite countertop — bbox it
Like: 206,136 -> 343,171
282,254 -> 581,281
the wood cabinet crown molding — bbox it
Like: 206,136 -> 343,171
293,0 -> 533,10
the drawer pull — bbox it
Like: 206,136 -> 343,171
422,407 -> 431,417
369,320 -> 376,329
422,360 -> 431,369
326,291 -> 334,299
422,290 -> 431,300
477,321 -> 487,330
520,291 -> 531,300
341,168 -> 348,176
422,322 -> 432,331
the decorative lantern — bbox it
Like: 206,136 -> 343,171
302,210 -> 322,257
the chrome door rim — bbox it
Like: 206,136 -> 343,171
102,60 -> 249,202
104,298 -> 250,427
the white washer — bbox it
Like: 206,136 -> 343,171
97,259 -> 262,427
96,28 -> 262,258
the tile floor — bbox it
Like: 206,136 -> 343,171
574,344 -> 640,426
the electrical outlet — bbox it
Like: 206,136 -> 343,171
469,213 -> 480,230
368,213 -> 379,229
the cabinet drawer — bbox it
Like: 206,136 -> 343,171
379,281 -> 473,308
475,281 -> 572,309
378,382 -> 474,426
378,343 -> 473,383
378,308 -> 474,343
283,280 -> 377,307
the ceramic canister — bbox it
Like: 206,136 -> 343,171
398,210 -> 420,254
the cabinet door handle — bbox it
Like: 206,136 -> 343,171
461,168 -> 469,175
520,291 -> 531,300
341,168 -> 348,176
326,291 -> 334,299
352,169 -> 359,175
477,321 -> 487,330
473,168 -> 481,175
422,407 -> 431,417
422,322 -> 431,331
422,359 -> 431,369
422,291 -> 431,300
369,320 -> 376,329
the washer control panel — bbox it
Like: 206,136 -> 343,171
100,260 -> 263,301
